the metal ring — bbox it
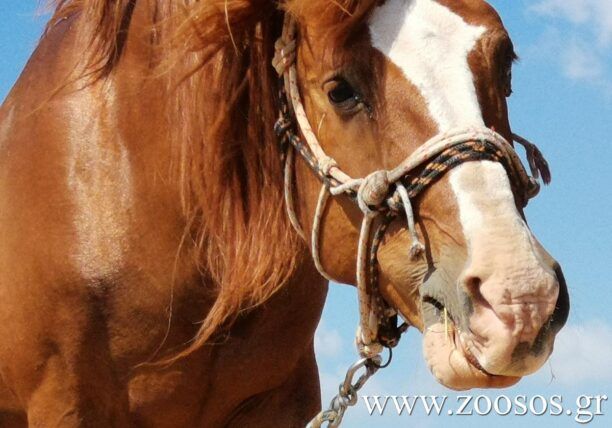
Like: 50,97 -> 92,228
370,347 -> 393,369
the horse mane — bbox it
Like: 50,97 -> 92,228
46,0 -> 380,358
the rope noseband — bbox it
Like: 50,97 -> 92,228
272,15 -> 551,427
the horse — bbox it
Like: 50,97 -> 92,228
0,0 -> 569,426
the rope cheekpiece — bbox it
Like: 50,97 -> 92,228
272,14 -> 552,428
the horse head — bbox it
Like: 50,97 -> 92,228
282,0 -> 569,390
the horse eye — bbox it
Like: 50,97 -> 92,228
327,79 -> 359,108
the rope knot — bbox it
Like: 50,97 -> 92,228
272,38 -> 296,76
357,171 -> 391,214
318,156 -> 338,177
356,327 -> 383,359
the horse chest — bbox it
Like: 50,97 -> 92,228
119,264 -> 327,425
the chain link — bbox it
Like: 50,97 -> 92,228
307,354 -> 384,428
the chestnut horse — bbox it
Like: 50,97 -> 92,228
0,0 -> 569,426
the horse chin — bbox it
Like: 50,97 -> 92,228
422,321 -> 520,391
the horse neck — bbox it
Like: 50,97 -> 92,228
105,0 -> 323,349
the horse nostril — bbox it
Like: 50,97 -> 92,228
463,276 -> 490,310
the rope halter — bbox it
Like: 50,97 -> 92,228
272,16 -> 551,359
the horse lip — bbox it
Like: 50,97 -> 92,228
455,330 -> 491,376
423,295 -> 495,377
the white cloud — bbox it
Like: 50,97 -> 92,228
532,0 -> 612,46
546,320 -> 612,386
562,39 -> 605,81
531,0 -> 591,25
314,322 -> 344,359
529,0 -> 612,93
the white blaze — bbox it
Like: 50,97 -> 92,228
369,0 -> 531,267
369,0 -> 486,130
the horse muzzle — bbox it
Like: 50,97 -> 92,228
419,257 -> 569,390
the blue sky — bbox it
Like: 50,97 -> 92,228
1,1 -> 610,427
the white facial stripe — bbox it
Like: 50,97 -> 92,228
449,161 -> 531,254
369,0 -> 486,131
369,1 -> 544,284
